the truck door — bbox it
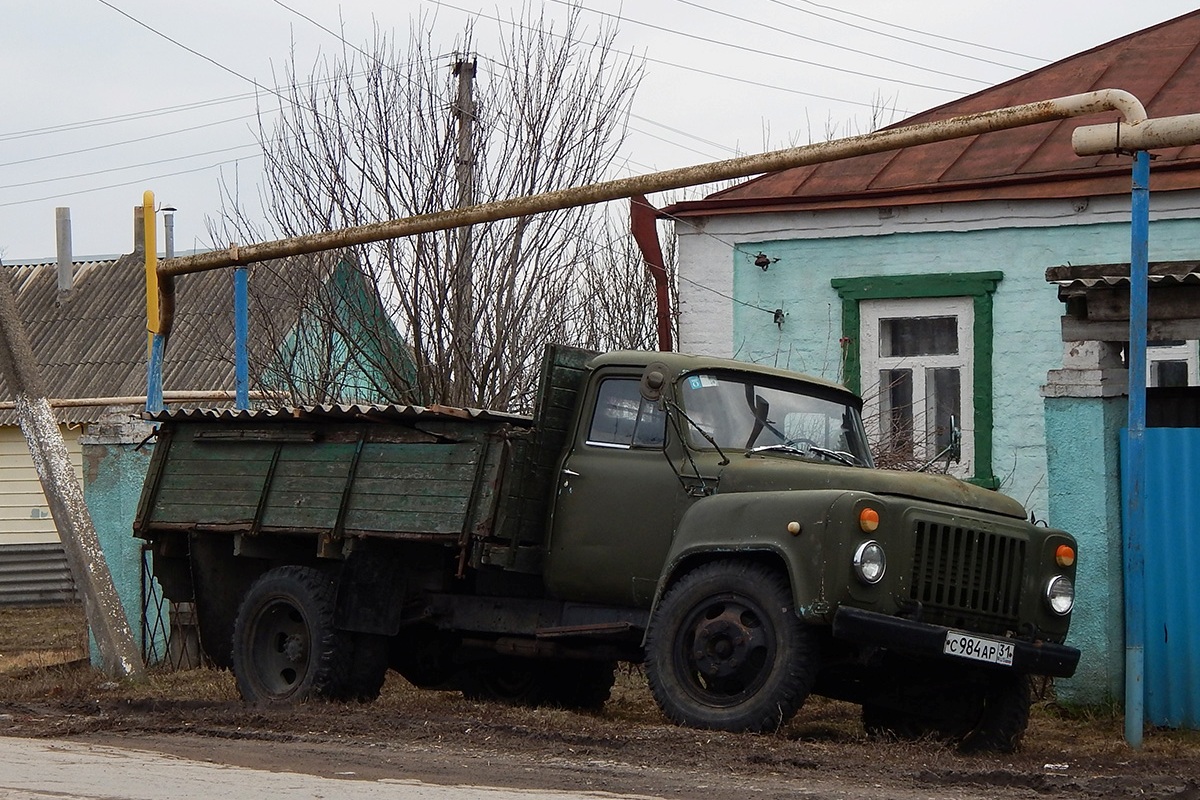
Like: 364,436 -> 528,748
544,374 -> 680,607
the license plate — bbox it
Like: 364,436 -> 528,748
943,631 -> 1014,666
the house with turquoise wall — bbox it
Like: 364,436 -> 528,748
664,11 -> 1200,706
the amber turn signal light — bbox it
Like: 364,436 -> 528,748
859,507 -> 880,533
1055,544 -> 1076,567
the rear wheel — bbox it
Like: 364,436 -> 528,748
645,560 -> 818,732
231,566 -> 350,703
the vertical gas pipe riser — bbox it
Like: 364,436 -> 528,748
234,266 -> 250,410
1125,150 -> 1150,749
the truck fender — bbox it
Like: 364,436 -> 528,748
648,489 -> 855,628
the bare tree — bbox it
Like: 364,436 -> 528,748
213,9 -> 648,412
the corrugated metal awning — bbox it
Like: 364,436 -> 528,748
144,402 -> 534,427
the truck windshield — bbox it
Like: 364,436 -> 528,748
678,372 -> 873,467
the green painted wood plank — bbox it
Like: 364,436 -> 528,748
342,508 -> 464,534
350,477 -> 474,498
354,461 -> 477,482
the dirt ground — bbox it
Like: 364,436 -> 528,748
2,605 -> 1199,800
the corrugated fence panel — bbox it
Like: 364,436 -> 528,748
1126,427 -> 1200,729
0,542 -> 78,606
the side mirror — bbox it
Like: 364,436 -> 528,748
640,362 -> 669,402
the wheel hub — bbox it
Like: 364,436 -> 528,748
692,611 -> 752,679
281,632 -> 307,664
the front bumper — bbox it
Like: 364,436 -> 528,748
832,606 -> 1080,678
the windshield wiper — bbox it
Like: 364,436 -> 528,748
746,443 -> 808,457
746,443 -> 861,467
807,445 -> 862,467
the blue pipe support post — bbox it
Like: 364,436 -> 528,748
1124,149 -> 1150,749
146,334 -> 165,414
234,266 -> 249,410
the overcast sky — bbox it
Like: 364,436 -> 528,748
1,1 -> 1196,262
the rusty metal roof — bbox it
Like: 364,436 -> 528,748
147,403 -> 532,426
666,11 -> 1200,218
1,252 -> 341,424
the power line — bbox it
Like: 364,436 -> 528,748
474,52 -> 740,162
552,0 -> 970,94
433,0 -> 912,114
93,0 -> 349,130
0,112 -> 262,169
0,94 -> 257,143
629,113 -> 742,156
0,143 -> 261,191
771,0 -> 1048,64
668,0 -> 996,84
0,155 -> 260,209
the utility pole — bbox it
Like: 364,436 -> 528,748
0,270 -> 144,680
450,56 -> 477,407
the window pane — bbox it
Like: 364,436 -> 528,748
589,380 -> 641,446
1153,360 -> 1190,388
879,369 -> 914,461
880,316 -> 958,357
926,367 -> 961,454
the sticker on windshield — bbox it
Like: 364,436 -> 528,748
687,375 -> 720,390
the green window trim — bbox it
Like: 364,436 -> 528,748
831,271 -> 1004,489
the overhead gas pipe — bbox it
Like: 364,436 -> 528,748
150,89 -> 1154,340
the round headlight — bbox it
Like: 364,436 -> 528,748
1045,576 -> 1075,616
853,540 -> 886,585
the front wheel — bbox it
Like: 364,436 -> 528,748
645,560 -> 818,732
231,566 -> 350,704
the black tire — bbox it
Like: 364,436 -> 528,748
231,566 -> 351,704
958,674 -> 1032,754
461,657 -> 544,705
645,560 -> 818,733
543,660 -> 616,711
461,658 -> 616,711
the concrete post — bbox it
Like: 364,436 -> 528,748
1043,339 -> 1127,705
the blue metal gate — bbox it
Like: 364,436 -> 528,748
1122,427 -> 1200,728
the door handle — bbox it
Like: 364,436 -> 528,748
562,468 -> 581,477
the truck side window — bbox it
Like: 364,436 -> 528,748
587,379 -> 666,449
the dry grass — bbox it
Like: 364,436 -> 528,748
0,604 -> 88,674
3,604 -> 1199,765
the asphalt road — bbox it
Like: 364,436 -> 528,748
0,737 -> 660,800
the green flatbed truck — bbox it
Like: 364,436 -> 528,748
135,345 -> 1079,752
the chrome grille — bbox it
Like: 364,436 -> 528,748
909,520 -> 1025,630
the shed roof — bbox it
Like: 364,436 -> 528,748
667,10 -> 1200,218
1,252 -> 341,424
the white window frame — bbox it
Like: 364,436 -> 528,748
1147,340 -> 1199,387
859,296 -> 974,478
